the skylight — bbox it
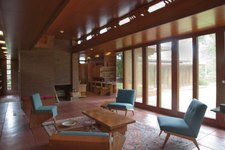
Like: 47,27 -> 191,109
148,1 -> 166,13
119,17 -> 130,26
86,35 -> 93,40
100,28 -> 108,34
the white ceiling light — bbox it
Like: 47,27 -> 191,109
119,17 -> 130,26
1,47 -> 7,50
0,40 -> 5,44
100,28 -> 108,34
148,1 -> 166,13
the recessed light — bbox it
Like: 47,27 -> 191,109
60,30 -> 64,34
90,48 -> 93,51
1,47 -> 6,50
141,13 -> 144,16
95,54 -> 100,58
0,40 -> 5,44
105,52 -> 111,56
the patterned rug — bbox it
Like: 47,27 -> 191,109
43,116 -> 195,150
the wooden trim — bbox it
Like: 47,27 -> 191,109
172,40 -> 178,111
142,46 -> 147,105
192,37 -> 198,98
157,44 -> 161,108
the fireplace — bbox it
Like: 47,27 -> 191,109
54,84 -> 72,101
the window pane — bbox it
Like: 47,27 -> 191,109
7,70 -> 11,75
147,45 -> 157,106
160,42 -> 172,109
178,38 -> 193,112
134,47 -> 143,103
116,52 -> 123,89
124,50 -> 132,89
198,33 -> 216,119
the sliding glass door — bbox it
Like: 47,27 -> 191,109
116,52 -> 123,89
134,47 -> 143,103
124,50 -> 132,89
178,38 -> 193,112
198,33 -> 216,119
160,42 -> 172,109
146,45 -> 157,106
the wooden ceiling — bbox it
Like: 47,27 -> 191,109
0,0 -> 225,59
0,0 -> 69,59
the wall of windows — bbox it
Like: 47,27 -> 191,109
6,56 -> 11,91
116,30 -> 224,127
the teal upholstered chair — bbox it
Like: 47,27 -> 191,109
158,99 -> 207,150
30,93 -> 57,127
107,89 -> 136,116
49,131 -> 125,150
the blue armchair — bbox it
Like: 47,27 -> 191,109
30,93 -> 57,127
49,131 -> 125,150
158,99 -> 207,150
107,89 -> 136,116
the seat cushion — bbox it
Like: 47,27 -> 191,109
36,105 -> 57,117
158,116 -> 196,138
107,102 -> 134,110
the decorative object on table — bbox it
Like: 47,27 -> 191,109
157,99 -> 207,150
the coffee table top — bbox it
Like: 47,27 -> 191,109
82,108 -> 135,130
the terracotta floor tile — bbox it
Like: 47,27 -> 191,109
0,94 -> 225,150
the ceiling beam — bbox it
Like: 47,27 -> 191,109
73,0 -> 225,52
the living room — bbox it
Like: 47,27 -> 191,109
0,0 -> 225,149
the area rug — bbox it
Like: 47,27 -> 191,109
43,116 -> 195,150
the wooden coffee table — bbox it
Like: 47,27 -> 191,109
82,108 -> 135,134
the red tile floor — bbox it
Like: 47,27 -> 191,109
0,94 -> 224,150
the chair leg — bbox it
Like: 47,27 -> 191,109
162,133 -> 170,148
192,138 -> 200,150
125,110 -> 127,116
159,130 -> 163,136
132,110 -> 134,115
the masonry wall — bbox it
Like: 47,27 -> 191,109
20,45 -> 71,97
